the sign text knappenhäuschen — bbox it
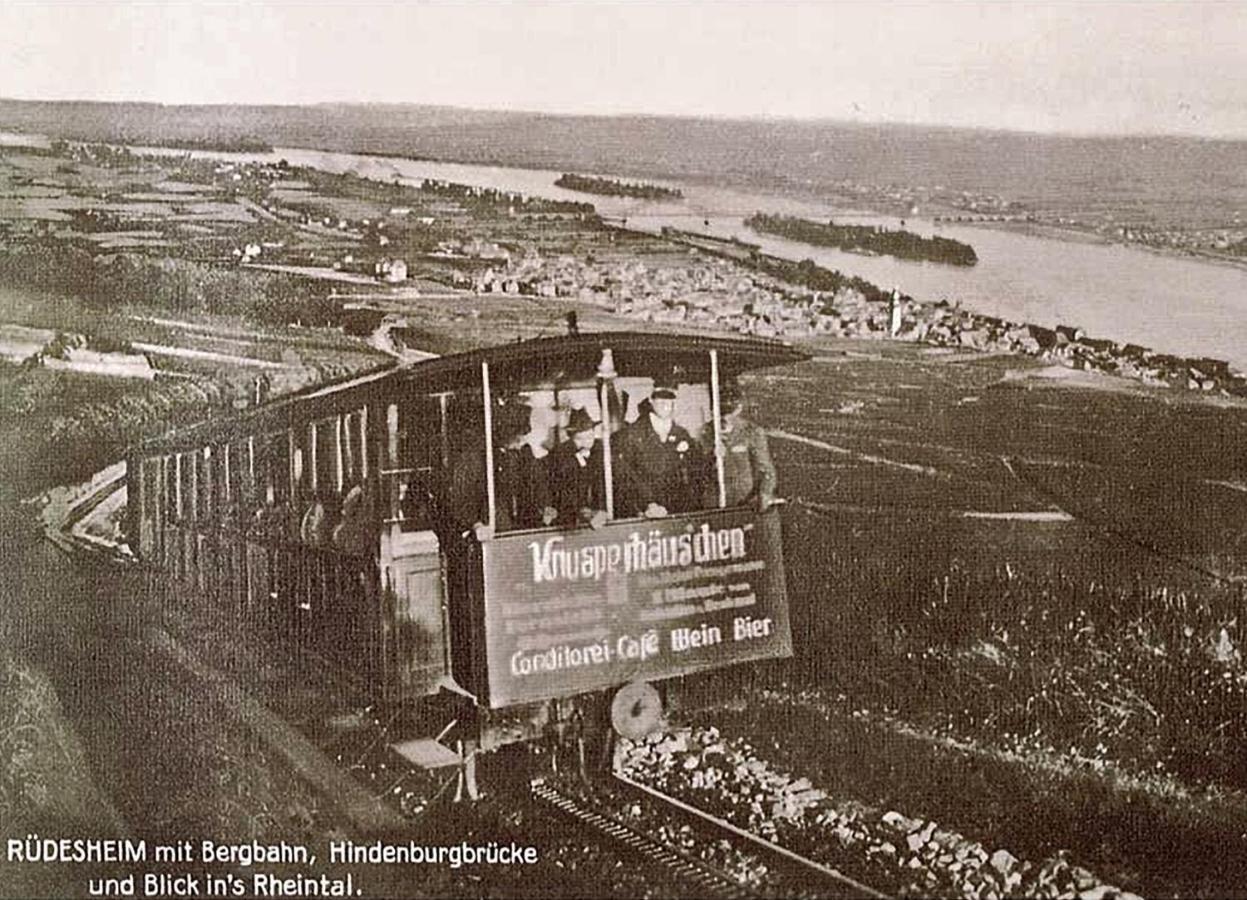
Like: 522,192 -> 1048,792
480,507 -> 792,706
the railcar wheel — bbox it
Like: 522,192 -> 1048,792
609,680 -> 663,741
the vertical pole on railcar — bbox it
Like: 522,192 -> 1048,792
288,429 -> 298,501
481,361 -> 497,531
335,415 -> 344,493
359,403 -> 369,479
309,422 -> 318,494
438,394 -> 450,468
174,452 -> 183,520
598,376 -> 615,520
710,349 -> 727,508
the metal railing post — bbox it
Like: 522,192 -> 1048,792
710,349 -> 726,508
481,361 -> 496,531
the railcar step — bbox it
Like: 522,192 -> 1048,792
391,738 -> 463,769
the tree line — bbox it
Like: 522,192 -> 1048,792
555,173 -> 683,200
747,213 -> 977,266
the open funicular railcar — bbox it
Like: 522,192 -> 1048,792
127,330 -> 809,790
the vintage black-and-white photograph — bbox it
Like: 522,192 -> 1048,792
1,2 -> 1245,897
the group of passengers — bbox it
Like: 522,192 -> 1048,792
452,378 -> 777,540
248,478 -> 375,557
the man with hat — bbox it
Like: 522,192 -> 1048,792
615,378 -> 706,518
709,380 -> 777,510
550,407 -> 608,528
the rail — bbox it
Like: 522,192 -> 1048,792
614,770 -> 890,899
530,779 -> 758,899
532,774 -> 891,899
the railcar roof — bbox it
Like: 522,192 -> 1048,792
133,331 -> 809,453
396,330 -> 808,391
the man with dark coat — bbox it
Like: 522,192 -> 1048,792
615,381 -> 706,518
448,400 -> 555,538
550,407 -> 608,528
496,417 -> 557,532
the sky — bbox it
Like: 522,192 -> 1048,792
1,0 -> 1244,139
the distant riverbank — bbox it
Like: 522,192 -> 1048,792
348,141 -> 1247,275
968,216 -> 1247,275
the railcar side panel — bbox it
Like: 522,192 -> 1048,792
380,528 -> 449,701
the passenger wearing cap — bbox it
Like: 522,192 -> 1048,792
550,407 -> 608,529
708,380 -> 778,510
615,379 -> 706,518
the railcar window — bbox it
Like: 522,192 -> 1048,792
342,408 -> 366,484
332,417 -> 344,492
229,441 -> 252,514
216,443 -> 230,512
178,451 -> 196,522
219,442 -> 235,518
141,458 -> 161,552
262,431 -> 292,505
342,414 -> 354,484
297,416 -> 344,547
311,416 -> 341,497
442,391 -> 492,532
141,458 -> 157,522
164,454 -> 178,521
245,437 -> 257,510
385,397 -> 443,532
485,388 -> 579,533
291,432 -> 306,502
446,392 -> 483,449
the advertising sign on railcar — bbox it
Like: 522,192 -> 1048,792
480,506 -> 792,707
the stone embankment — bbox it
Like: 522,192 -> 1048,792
619,726 -> 1141,899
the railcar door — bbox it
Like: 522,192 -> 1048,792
378,395 -> 450,700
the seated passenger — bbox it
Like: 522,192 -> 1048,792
708,381 -> 778,510
550,408 -> 608,529
615,379 -> 707,518
300,491 -> 333,546
332,484 -> 374,555
249,493 -> 293,542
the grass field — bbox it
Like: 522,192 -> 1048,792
753,348 -> 1247,779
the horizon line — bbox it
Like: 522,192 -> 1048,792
1,95 -> 1243,144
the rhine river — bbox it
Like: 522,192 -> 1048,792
18,133 -> 1247,369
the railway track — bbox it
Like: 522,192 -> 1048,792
532,774 -> 890,899
532,779 -> 757,899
